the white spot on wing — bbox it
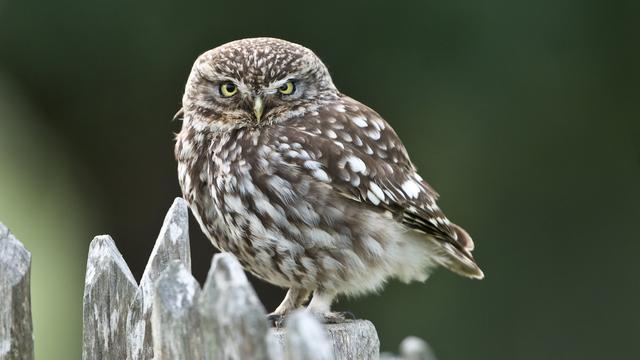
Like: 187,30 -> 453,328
368,129 -> 381,140
346,156 -> 366,173
339,132 -> 352,142
364,145 -> 374,155
313,169 -> 330,182
303,160 -> 322,170
367,190 -> 381,205
401,179 -> 421,199
352,116 -> 368,127
325,129 -> 337,139
369,182 -> 385,202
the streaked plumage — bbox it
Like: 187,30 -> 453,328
175,38 -> 483,320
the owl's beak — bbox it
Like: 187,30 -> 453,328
253,96 -> 264,122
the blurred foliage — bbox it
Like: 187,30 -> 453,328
0,0 -> 638,359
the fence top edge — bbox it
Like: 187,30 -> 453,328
0,222 -> 31,283
140,197 -> 190,283
204,252 -> 250,287
199,252 -> 269,319
154,260 -> 201,312
85,234 -> 137,287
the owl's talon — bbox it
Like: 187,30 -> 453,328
267,313 -> 286,327
321,311 -> 354,324
339,310 -> 357,320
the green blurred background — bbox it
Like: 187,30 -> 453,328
0,0 -> 638,359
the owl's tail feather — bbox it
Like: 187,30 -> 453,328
433,224 -> 485,279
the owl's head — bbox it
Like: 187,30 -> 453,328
180,38 -> 338,131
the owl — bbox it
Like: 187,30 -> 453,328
175,38 -> 483,323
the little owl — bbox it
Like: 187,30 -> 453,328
175,37 -> 483,322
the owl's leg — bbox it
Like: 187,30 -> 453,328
306,290 -> 351,323
268,288 -> 310,325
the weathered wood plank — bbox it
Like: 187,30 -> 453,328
199,253 -> 273,360
266,330 -> 284,360
283,310 -> 333,360
127,197 -> 191,360
0,223 -> 34,360
324,320 -> 379,360
82,235 -> 138,360
273,319 -> 380,360
151,261 -> 202,360
125,291 -> 145,360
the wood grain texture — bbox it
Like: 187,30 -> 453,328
82,235 -> 137,360
129,197 -> 191,360
151,261 -> 202,360
199,252 -> 277,360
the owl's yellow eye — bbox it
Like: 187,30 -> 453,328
220,82 -> 238,97
278,81 -> 295,95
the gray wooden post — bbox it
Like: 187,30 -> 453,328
0,223 -> 34,360
282,310 -> 332,360
82,235 -> 138,360
126,197 -> 191,360
125,291 -> 145,360
199,253 -> 276,360
273,318 -> 380,360
151,261 -> 202,360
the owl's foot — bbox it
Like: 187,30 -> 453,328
267,313 -> 286,327
307,290 -> 342,322
267,310 -> 354,326
268,288 -> 311,327
321,311 -> 356,324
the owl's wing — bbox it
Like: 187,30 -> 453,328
272,96 -> 483,279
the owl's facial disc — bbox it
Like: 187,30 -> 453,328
183,38 -> 339,128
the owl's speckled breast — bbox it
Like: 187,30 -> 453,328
176,121 -> 430,293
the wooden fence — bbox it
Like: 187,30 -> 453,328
0,198 -> 436,360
